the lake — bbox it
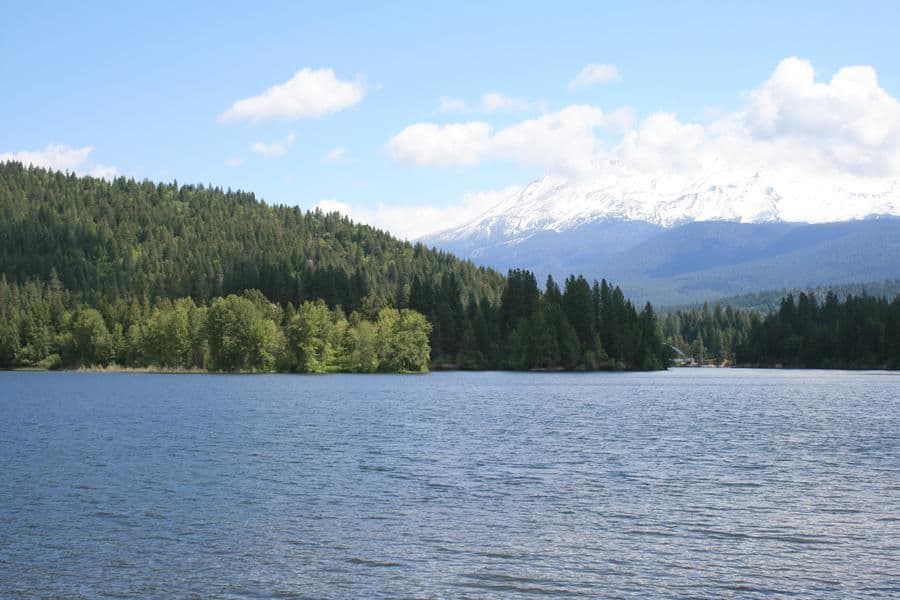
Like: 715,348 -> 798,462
1,369 -> 898,598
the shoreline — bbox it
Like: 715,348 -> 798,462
4,365 -> 898,374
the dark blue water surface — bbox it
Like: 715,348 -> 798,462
1,370 -> 898,598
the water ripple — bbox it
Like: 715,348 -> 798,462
0,369 -> 898,598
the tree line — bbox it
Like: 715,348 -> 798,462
738,292 -> 900,368
413,270 -> 668,370
0,270 -> 669,372
662,302 -> 760,364
663,292 -> 900,369
0,277 -> 431,372
667,279 -> 900,315
0,163 -> 672,372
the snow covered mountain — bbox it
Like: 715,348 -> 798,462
424,169 -> 900,306
431,168 -> 900,246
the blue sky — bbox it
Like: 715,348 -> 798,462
3,1 -> 900,237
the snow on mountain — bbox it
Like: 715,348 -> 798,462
430,166 -> 900,245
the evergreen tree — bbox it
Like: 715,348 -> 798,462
0,164 -> 679,373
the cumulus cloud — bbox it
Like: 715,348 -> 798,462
389,57 -> 900,180
219,67 -> 365,122
491,105 -> 606,173
0,143 -> 117,179
369,57 -> 900,238
570,64 -> 619,88
604,106 -> 638,133
387,121 -> 493,167
387,105 -> 607,173
1,144 -> 93,170
314,186 -> 520,240
737,56 -> 900,176
324,146 -> 346,162
604,56 -> 900,178
614,112 -> 707,172
250,132 -> 296,158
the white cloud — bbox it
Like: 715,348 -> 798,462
324,146 -> 345,162
387,105 -> 607,174
1,144 -> 93,170
387,121 -> 493,167
219,67 -> 365,123
0,143 -> 117,179
250,132 -> 296,158
606,56 -> 900,178
389,57 -> 900,180
604,106 -> 637,133
368,57 -> 900,239
570,64 -> 619,88
224,156 -> 244,168
315,198 -> 354,214
737,56 -> 900,175
614,112 -> 707,172
314,185 -> 519,240
491,105 -> 606,173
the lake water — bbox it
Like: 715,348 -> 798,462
1,370 -> 898,598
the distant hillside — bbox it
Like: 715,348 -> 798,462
0,163 -> 670,372
668,279 -> 900,314
0,162 -> 504,308
661,291 -> 900,369
430,218 -> 900,306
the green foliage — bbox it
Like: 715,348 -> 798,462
206,295 -> 283,372
342,318 -> 380,373
663,301 -> 759,364
284,302 -> 431,373
0,164 -> 670,373
37,353 -> 63,370
376,308 -> 432,373
0,162 -> 504,311
492,273 -> 667,371
670,279 -> 900,314
0,278 -> 437,373
664,291 -> 900,369
287,300 -> 342,373
68,307 -> 114,366
140,299 -> 197,367
738,292 -> 900,369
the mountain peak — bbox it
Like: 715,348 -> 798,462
430,169 -> 900,244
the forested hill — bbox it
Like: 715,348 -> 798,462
662,292 -> 900,369
0,163 -> 670,372
667,279 -> 900,314
0,162 -> 504,308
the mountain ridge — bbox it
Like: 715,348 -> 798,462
428,168 -> 900,245
424,170 -> 900,306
